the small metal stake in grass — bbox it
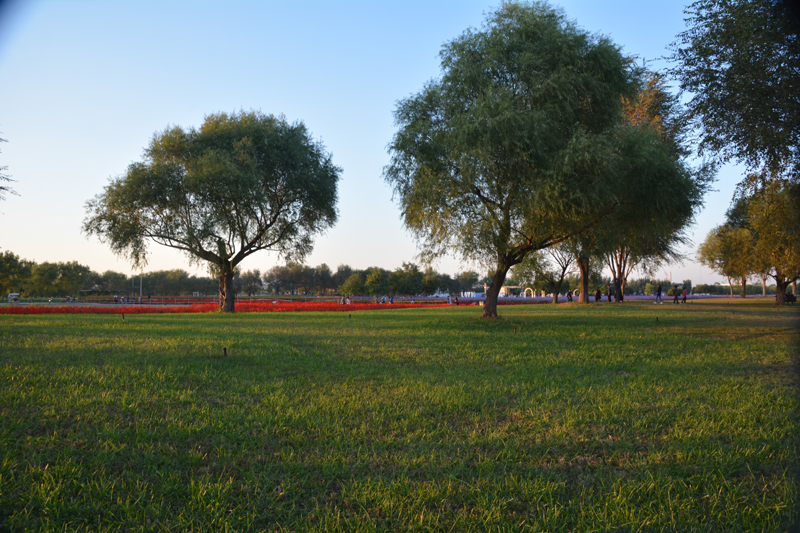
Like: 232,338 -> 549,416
656,317 -> 658,322
349,314 -> 351,319
514,327 -> 517,334
122,314 -> 125,321
223,347 -> 227,357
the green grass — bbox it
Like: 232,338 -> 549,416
0,299 -> 797,532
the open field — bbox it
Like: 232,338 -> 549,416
0,299 -> 797,532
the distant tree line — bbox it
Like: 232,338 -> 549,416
0,251 -> 217,298
693,283 -> 779,296
260,262 -> 481,297
0,250 -> 484,298
2,248 -> 788,300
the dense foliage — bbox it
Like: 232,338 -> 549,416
385,2 -> 636,318
697,180 -> 800,304
670,0 -> 800,180
0,252 -> 220,298
745,181 -> 800,303
264,262 -> 480,297
385,3 -> 709,317
0,251 -> 482,300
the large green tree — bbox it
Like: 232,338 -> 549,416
697,192 -> 777,299
339,272 -> 365,297
0,250 -> 32,296
697,225 -> 759,297
596,126 -> 703,303
25,261 -> 92,297
364,267 -> 390,296
670,0 -> 800,180
84,111 -> 340,312
601,72 -> 706,303
239,269 -> 263,296
389,262 -> 424,296
456,270 -> 480,295
332,264 -> 354,291
384,2 -> 635,318
747,180 -> 800,304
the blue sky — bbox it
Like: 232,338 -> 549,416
0,0 -> 744,285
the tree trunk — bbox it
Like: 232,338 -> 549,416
775,281 -> 788,305
551,270 -> 568,304
218,270 -> 235,312
614,273 -> 624,302
577,254 -> 590,304
762,273 -> 766,297
482,265 -> 510,319
727,277 -> 733,298
740,276 -> 747,298
612,256 -> 625,303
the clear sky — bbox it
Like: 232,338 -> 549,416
0,0 -> 745,285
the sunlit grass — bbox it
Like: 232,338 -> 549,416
1,299 -> 797,531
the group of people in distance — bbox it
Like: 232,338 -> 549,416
336,286 -> 696,305
339,295 -> 396,305
579,283 -> 689,304
654,283 -> 687,304
592,287 -> 615,302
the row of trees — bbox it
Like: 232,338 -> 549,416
698,181 -> 800,301
253,263 -> 481,297
0,251 -> 222,297
0,251 -> 91,297
0,249 -> 485,298
7,241 -> 783,300
694,283 -> 782,296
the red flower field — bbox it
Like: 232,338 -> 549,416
0,299 -> 548,315
0,300 -> 445,315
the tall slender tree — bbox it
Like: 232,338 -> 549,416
747,180 -> 800,304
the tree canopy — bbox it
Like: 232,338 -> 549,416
697,181 -> 798,303
0,250 -> 32,295
83,111 -> 340,312
697,225 -> 759,297
384,1 -> 635,318
593,72 -> 707,302
746,180 -> 800,303
669,0 -> 800,181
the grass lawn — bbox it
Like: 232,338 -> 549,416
0,298 -> 797,532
